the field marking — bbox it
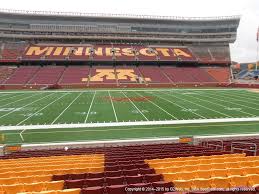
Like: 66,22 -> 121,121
213,91 -> 259,106
11,121 -> 259,135
1,117 -> 259,131
18,93 -> 69,125
0,93 -> 40,108
0,93 -> 21,103
151,92 -> 207,119
0,93 -> 53,120
122,91 -> 149,121
194,92 -> 258,117
165,92 -> 231,118
0,88 -> 248,94
221,90 -> 259,104
135,91 -> 178,120
85,91 -> 97,123
51,92 -> 83,124
108,91 -> 118,122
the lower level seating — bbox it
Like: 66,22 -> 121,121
1,143 -> 252,194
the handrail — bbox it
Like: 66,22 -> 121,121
231,141 -> 257,156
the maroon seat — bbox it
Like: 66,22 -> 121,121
52,174 -> 69,181
87,172 -> 105,179
106,165 -> 121,171
145,174 -> 163,183
65,179 -> 85,189
123,169 -> 140,176
135,163 -> 149,169
106,184 -> 127,194
105,170 -> 123,177
121,164 -> 136,170
81,186 -> 104,194
106,176 -> 125,186
140,168 -> 155,175
126,175 -> 144,184
85,178 -> 104,187
69,173 -> 86,180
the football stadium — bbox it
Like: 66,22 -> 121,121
0,7 -> 259,194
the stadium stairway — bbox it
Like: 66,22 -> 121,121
1,143 -> 259,193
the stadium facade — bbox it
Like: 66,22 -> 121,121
0,10 -> 241,89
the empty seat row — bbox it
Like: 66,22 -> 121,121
18,189 -> 80,194
0,181 -> 64,194
155,161 -> 259,174
163,167 -> 259,181
0,167 -> 104,179
64,174 -> 163,189
173,174 -> 259,191
0,175 -> 52,186
53,168 -> 156,181
146,154 -> 246,165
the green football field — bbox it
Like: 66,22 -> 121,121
0,88 -> 259,144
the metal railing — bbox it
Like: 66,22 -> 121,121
231,142 -> 257,156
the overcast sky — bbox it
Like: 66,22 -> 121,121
1,0 -> 259,63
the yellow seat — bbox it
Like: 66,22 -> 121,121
243,167 -> 259,175
211,158 -> 226,164
240,161 -> 256,167
177,171 -> 197,180
23,182 -> 45,192
247,174 -> 259,187
212,169 -> 228,177
45,181 -> 64,191
57,189 -> 81,194
163,173 -> 180,182
211,163 -> 226,170
196,170 -> 213,179
198,159 -> 212,165
211,177 -> 231,189
191,178 -> 211,190
225,162 -> 241,169
183,160 -> 200,166
227,168 -> 244,176
198,164 -> 212,171
1,184 -> 25,194
229,175 -> 249,187
0,177 -> 19,185
173,179 -> 192,191
182,165 -> 198,172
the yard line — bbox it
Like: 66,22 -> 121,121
0,93 -> 24,103
0,93 -> 53,120
17,93 -> 69,125
122,92 -> 149,121
190,92 -> 257,117
0,93 -> 40,108
108,91 -> 118,122
85,91 -> 97,123
212,91 -> 259,107
135,91 -> 178,120
198,92 -> 259,112
221,90 -> 259,102
51,92 -> 83,124
151,92 -> 207,119
164,92 -> 231,118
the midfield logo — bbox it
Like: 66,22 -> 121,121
82,69 -> 151,82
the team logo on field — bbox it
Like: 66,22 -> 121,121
82,69 -> 151,82
103,96 -> 153,102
